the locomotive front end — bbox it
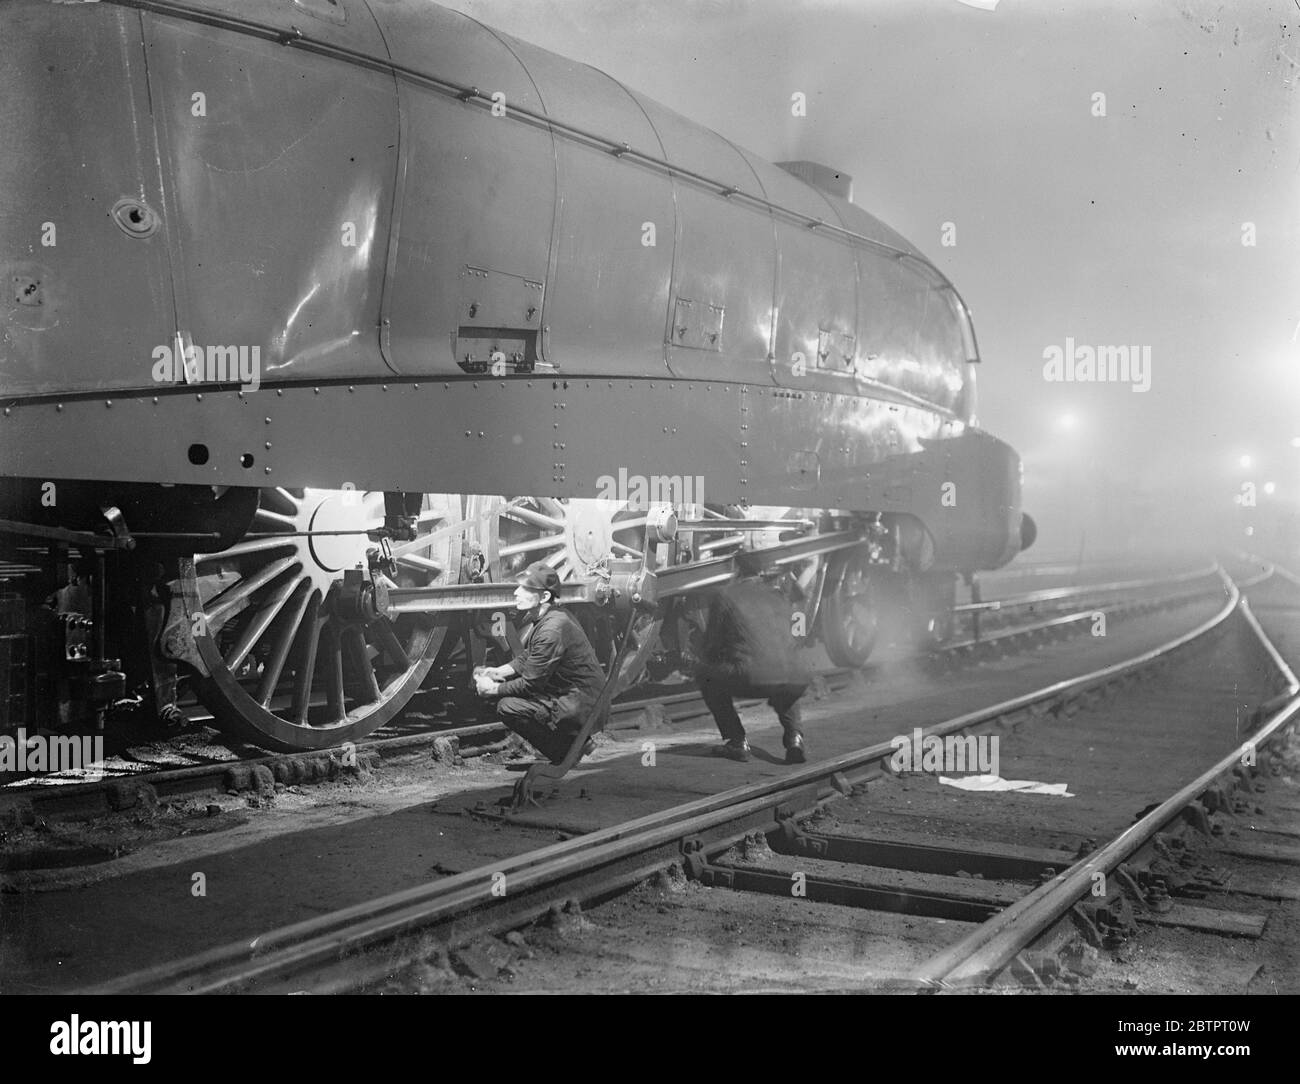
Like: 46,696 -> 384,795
1,0 -> 1038,755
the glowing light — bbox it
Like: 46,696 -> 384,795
1239,454 -> 1253,470
1291,437 -> 1300,448
1264,482 -> 1276,495
1057,413 -> 1078,433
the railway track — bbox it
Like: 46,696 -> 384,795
82,561 -> 1298,995
0,565 -> 1222,828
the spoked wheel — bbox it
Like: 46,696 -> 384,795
181,488 -> 463,751
820,550 -> 881,668
466,495 -> 666,695
467,495 -> 656,579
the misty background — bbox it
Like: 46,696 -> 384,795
442,0 -> 1299,562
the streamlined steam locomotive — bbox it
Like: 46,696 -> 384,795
0,0 -> 1034,752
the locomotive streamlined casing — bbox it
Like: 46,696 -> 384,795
0,0 -> 1026,573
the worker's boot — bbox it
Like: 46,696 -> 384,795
712,738 -> 750,762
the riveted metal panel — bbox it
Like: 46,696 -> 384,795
0,2 -> 173,396
374,3 -> 555,376
501,47 -> 674,376
671,298 -> 726,352
0,377 -> 1015,569
0,379 -> 745,509
741,157 -> 859,390
142,11 -> 399,386
453,266 -> 544,373
551,379 -> 741,501
627,95 -> 776,384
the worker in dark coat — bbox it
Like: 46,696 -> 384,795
695,574 -> 812,763
475,561 -> 607,763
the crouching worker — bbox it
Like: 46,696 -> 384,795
695,575 -> 812,764
475,562 -> 606,763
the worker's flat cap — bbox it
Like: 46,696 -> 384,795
516,561 -> 562,596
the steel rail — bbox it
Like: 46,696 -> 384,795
946,596 -> 1200,654
88,564 -> 1237,994
1268,563 -> 1300,591
0,721 -> 505,812
0,669 -> 865,817
1239,596 -> 1300,692
953,563 -> 1218,614
911,569 -> 1297,989
1232,557 -> 1277,591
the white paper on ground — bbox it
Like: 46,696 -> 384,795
938,774 -> 1075,797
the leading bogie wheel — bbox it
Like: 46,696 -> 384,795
820,550 -> 881,668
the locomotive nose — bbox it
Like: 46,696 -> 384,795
1019,512 -> 1038,552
